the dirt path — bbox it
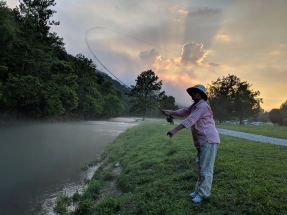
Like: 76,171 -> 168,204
217,128 -> 287,147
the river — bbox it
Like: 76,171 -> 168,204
0,118 -> 139,215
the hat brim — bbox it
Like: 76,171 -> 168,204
186,87 -> 208,101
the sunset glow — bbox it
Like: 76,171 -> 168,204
6,0 -> 287,110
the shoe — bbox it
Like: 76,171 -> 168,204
189,192 -> 197,199
192,195 -> 202,203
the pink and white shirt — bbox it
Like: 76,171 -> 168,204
176,99 -> 220,148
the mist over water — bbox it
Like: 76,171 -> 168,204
0,119 -> 138,215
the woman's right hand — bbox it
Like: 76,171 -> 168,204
161,109 -> 172,116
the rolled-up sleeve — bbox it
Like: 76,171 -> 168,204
181,106 -> 204,128
176,106 -> 191,117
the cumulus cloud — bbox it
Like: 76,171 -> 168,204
188,7 -> 222,17
137,42 -> 211,70
153,57 -> 181,70
180,42 -> 208,66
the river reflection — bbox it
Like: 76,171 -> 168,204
0,119 -> 139,215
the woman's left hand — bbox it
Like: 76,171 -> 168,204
167,129 -> 175,138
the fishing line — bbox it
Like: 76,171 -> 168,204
86,27 -> 182,58
85,28 -> 130,89
85,27 -> 171,112
84,27 -> 219,115
85,27 -> 220,85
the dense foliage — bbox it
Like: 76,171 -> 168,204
96,70 -> 131,116
268,108 -> 283,125
256,111 -> 269,123
0,0 -> 125,120
207,74 -> 263,124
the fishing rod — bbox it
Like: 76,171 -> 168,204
85,27 -> 172,113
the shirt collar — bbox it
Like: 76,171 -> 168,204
194,99 -> 205,106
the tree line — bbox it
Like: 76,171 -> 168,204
0,0 -> 178,121
268,102 -> 287,126
0,0 -> 127,120
1,0 -> 285,124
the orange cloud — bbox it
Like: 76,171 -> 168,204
140,41 -> 209,71
159,73 -> 199,87
169,5 -> 179,13
153,56 -> 181,70
177,9 -> 188,16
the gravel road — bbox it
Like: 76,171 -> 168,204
217,128 -> 287,147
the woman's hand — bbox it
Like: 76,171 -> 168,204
161,109 -> 172,116
167,129 -> 175,138
166,124 -> 185,139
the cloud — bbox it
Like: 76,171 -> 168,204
153,57 -> 181,70
139,48 -> 160,64
169,5 -> 188,15
188,7 -> 222,17
107,3 -> 118,9
169,5 -> 179,13
5,0 -> 18,8
177,9 -> 188,16
180,42 -> 208,66
159,71 -> 204,107
137,41 -> 212,71
207,62 -> 220,67
216,34 -> 230,41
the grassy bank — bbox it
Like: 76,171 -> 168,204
216,123 -> 287,140
55,120 -> 287,214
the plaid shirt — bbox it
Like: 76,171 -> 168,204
176,99 -> 220,147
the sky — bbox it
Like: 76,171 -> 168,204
6,0 -> 287,111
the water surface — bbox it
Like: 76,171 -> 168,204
0,119 -> 138,214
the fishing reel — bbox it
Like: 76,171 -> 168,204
166,115 -> 175,124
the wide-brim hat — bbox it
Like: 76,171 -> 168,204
186,84 -> 208,101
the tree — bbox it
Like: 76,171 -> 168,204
0,81 -> 3,100
232,80 -> 263,124
257,111 -> 269,123
97,70 -> 131,115
269,109 -> 283,125
1,74 -> 42,107
207,76 -> 235,122
0,1 -> 15,73
0,0 -> 66,118
72,54 -> 103,118
128,70 -> 165,121
42,60 -> 78,116
101,94 -> 124,118
280,101 -> 287,125
159,95 -> 179,111
208,74 -> 263,124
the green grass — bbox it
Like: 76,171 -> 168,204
59,120 -> 287,214
216,123 -> 287,139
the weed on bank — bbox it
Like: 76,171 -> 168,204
55,120 -> 287,214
